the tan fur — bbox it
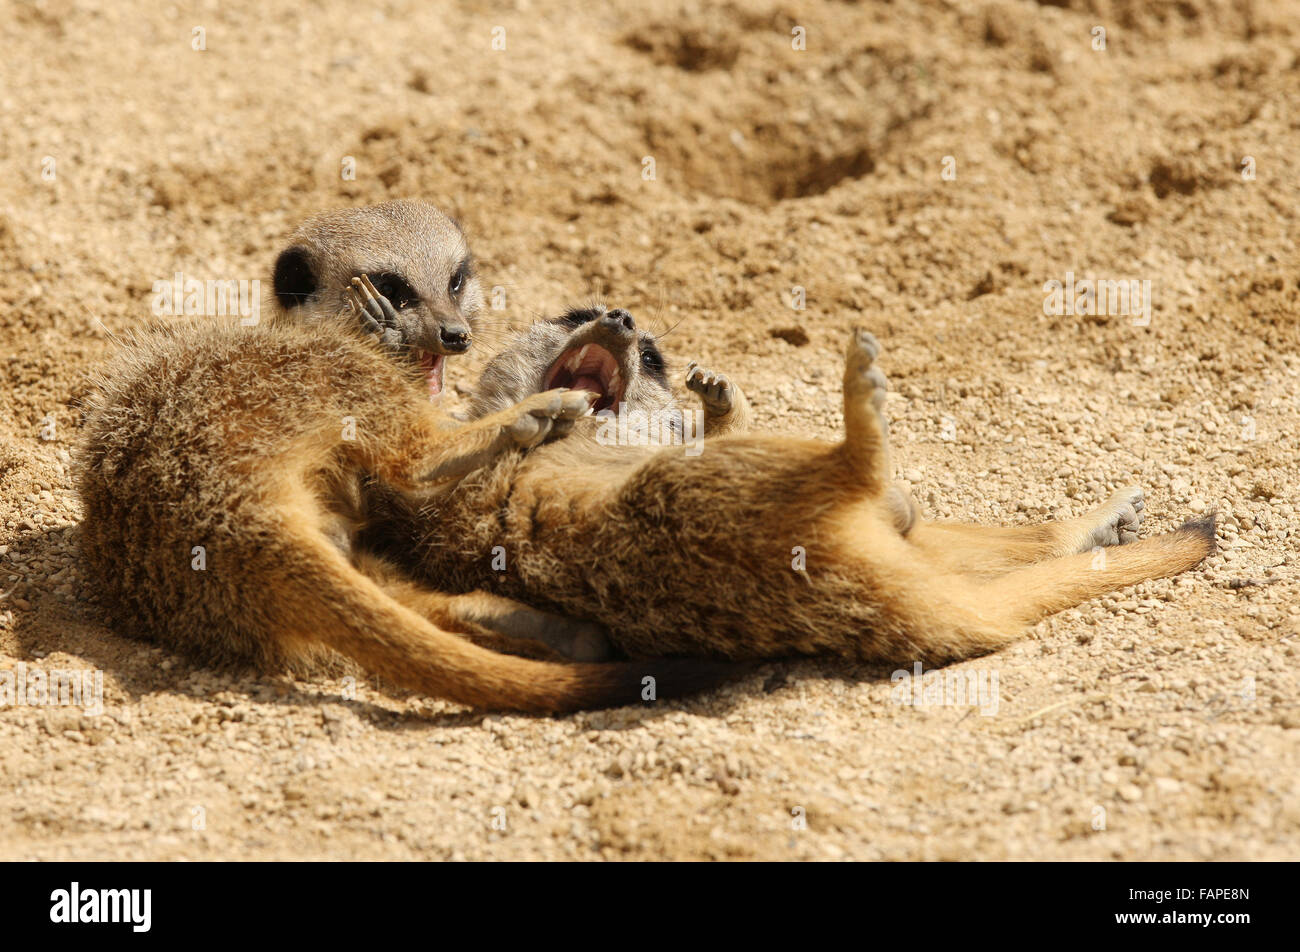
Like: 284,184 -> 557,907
382,326 -> 1215,666
75,202 -> 1213,711
75,202 -> 729,713
273,200 -> 482,358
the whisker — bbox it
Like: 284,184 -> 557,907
648,317 -> 683,342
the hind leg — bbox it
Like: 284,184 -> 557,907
973,516 -> 1214,625
908,485 -> 1146,576
832,329 -> 924,537
884,483 -> 921,536
355,552 -> 612,662
435,591 -> 614,662
834,515 -> 1214,664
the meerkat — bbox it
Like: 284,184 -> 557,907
356,302 -> 749,660
272,198 -> 479,399
466,304 -> 752,439
378,318 -> 1215,665
460,305 -> 925,535
75,201 -> 732,713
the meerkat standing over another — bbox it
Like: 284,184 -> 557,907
75,201 -> 731,712
272,199 -> 480,399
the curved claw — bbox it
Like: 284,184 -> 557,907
685,361 -> 734,413
348,279 -> 405,353
506,389 -> 596,448
356,274 -> 402,327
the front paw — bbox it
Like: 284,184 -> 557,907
685,362 -> 735,415
347,275 -> 405,355
504,389 -> 596,447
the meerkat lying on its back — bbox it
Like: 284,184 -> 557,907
75,202 -> 730,713
466,305 -> 921,533
378,317 -> 1214,666
357,302 -> 748,662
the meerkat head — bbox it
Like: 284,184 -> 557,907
271,200 -> 485,397
469,305 -> 674,420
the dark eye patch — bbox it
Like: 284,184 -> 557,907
639,338 -> 668,385
366,272 -> 418,310
449,258 -> 471,296
557,308 -> 601,327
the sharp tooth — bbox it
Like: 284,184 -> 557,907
609,367 -> 621,384
567,350 -> 583,372
576,345 -> 591,365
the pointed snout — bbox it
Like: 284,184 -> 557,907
437,323 -> 471,354
599,308 -> 636,337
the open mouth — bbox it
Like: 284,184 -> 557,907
418,350 -> 445,400
543,343 -> 625,412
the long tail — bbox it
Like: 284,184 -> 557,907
271,530 -> 735,713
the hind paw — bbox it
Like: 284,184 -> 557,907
1085,485 -> 1145,548
839,328 -> 894,488
844,329 -> 887,415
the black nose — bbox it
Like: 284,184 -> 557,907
439,325 -> 471,353
600,309 -> 636,334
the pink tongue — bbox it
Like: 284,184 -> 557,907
421,353 -> 443,398
572,374 -> 603,394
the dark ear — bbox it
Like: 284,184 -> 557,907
272,245 -> 317,310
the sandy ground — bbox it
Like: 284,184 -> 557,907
1,0 -> 1298,860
